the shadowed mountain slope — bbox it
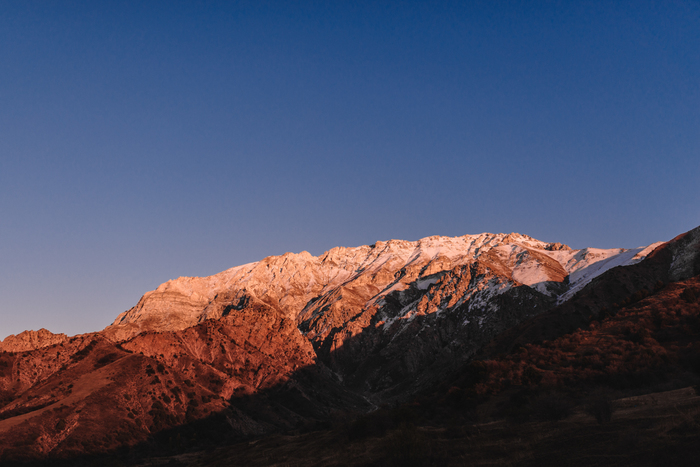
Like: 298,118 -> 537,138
481,225 -> 700,357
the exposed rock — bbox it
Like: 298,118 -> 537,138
0,329 -> 69,353
667,225 -> 700,281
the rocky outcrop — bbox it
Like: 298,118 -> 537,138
0,329 -> 69,353
667,225 -> 700,281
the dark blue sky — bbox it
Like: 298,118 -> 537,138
1,1 -> 699,339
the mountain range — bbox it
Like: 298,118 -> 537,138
1,225 -> 699,465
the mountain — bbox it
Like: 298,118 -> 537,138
103,233 -> 659,399
103,234 -> 650,387
1,227 -> 697,464
107,233 -> 660,340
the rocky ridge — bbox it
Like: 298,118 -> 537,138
104,232 -> 659,397
107,232 -> 657,343
0,329 -> 69,353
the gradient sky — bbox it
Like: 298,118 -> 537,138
1,1 -> 699,340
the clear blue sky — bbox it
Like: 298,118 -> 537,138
1,1 -> 699,340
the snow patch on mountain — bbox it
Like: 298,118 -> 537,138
554,242 -> 664,303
